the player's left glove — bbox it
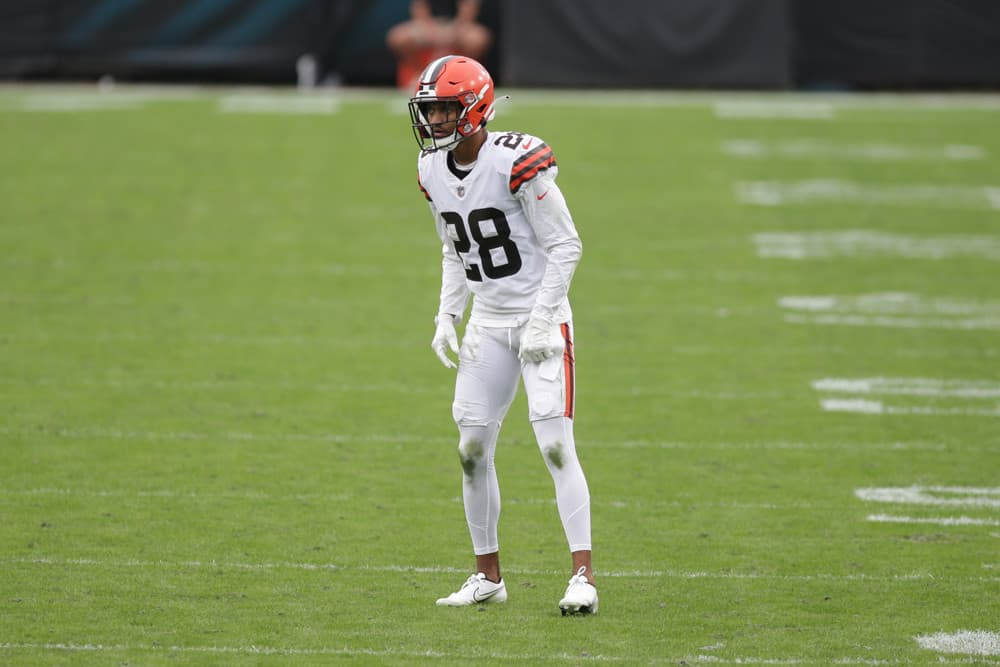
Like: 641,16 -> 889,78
431,314 -> 460,369
519,317 -> 565,363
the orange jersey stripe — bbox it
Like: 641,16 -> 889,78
561,323 -> 575,419
418,172 -> 431,202
510,145 -> 557,193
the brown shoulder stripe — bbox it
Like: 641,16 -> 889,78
510,144 -> 556,193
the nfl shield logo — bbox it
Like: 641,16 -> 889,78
456,185 -> 465,198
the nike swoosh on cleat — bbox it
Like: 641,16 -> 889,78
472,586 -> 501,602
536,190 -> 550,201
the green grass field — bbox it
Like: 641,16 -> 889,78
1,85 -> 998,665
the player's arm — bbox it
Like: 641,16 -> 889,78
430,201 -> 471,368
431,201 -> 472,323
516,171 -> 582,324
418,168 -> 471,322
515,170 -> 582,362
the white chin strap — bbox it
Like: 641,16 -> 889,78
438,134 -> 462,152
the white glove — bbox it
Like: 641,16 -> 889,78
519,317 -> 564,363
431,314 -> 459,369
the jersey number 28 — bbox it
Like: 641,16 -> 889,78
442,208 -> 523,281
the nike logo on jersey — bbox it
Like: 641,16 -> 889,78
522,139 -> 533,149
536,190 -> 550,201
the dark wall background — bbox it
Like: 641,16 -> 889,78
793,0 -> 1000,89
1,0 -> 998,89
500,0 -> 792,89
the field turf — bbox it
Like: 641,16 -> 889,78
0,86 -> 998,665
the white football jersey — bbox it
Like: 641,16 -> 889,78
418,130 -> 581,327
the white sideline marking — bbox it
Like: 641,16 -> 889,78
7,85 -> 1000,110
684,659 -> 907,666
3,376 -> 438,395
855,486 -> 1000,508
781,293 -> 1000,331
0,426 -> 977,452
0,258 -> 765,284
0,641 -> 621,663
11,94 -> 149,111
217,94 -> 338,114
915,630 -> 1000,656
737,180 -> 1000,210
2,487 -> 354,502
0,258 -> 429,276
813,377 -> 1000,399
4,644 -> 987,666
722,139 -> 986,161
867,514 -> 1000,527
0,486 -> 847,512
0,331 -> 413,347
10,556 -> 997,582
714,101 -> 835,119
754,231 -> 1000,261
0,486 -> 949,514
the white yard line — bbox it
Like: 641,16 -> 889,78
867,514 -> 1000,527
754,231 -> 1000,261
0,257 -> 431,277
8,556 -> 995,582
722,139 -> 986,161
821,399 -> 1000,417
812,378 -> 1000,398
856,486 -> 1000,508
0,377 -> 439,395
780,293 -> 1000,330
0,259 -> 768,284
5,85 -> 1000,112
780,293 -> 1000,316
0,486 -> 837,512
0,426 -> 973,452
737,180 -> 1000,210
915,630 -> 1000,657
785,313 -> 1000,330
0,641 -> 620,663
7,642 -> 993,665
217,94 -> 338,114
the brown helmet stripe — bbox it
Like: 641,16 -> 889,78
420,55 -> 458,86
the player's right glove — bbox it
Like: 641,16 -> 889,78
431,314 -> 459,369
519,316 -> 565,363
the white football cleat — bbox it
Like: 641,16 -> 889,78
435,572 -> 507,606
559,566 -> 598,615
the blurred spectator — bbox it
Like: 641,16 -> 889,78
386,0 -> 492,89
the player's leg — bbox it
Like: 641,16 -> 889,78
530,416 -> 592,567
522,321 -> 598,614
436,325 -> 520,606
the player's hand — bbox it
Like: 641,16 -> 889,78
431,315 -> 459,369
519,317 -> 564,363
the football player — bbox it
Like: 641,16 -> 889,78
410,55 -> 598,615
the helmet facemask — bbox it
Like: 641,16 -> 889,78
409,98 -> 475,153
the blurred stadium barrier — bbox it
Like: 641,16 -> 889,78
1,0 -> 998,88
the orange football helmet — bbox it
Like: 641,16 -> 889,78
408,55 -> 496,152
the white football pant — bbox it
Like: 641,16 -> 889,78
451,321 -> 592,555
